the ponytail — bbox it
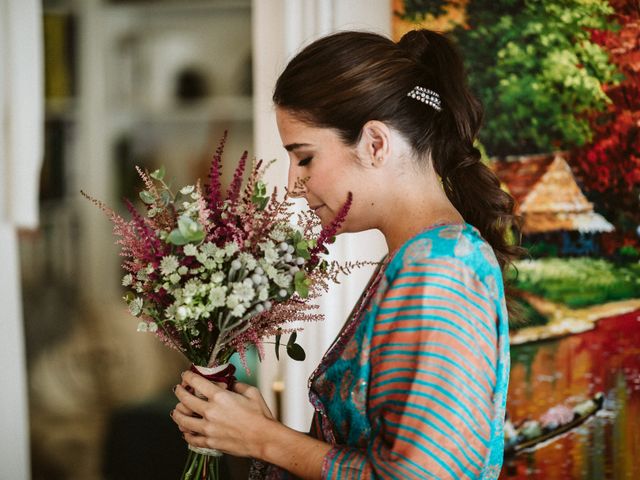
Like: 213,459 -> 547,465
399,29 -> 525,321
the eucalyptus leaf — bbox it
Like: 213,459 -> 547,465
161,190 -> 171,206
167,229 -> 189,246
139,190 -> 155,205
287,331 -> 297,346
177,216 -> 204,242
150,166 -> 165,181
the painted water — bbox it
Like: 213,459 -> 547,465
500,309 -> 640,479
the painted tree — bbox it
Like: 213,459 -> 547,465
441,0 -> 620,156
571,0 -> 640,252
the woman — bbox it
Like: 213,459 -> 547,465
171,29 -> 521,479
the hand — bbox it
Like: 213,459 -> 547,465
171,370 -> 275,458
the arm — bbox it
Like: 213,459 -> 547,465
173,374 -> 331,480
322,257 -> 499,479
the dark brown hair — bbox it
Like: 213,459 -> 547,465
273,29 -> 525,321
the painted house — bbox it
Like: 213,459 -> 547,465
492,152 -> 614,256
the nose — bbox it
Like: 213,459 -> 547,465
287,164 -> 306,198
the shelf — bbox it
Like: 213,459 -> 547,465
45,98 -> 78,120
109,95 -> 253,125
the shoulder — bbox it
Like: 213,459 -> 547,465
384,223 -> 503,301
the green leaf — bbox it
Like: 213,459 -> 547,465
161,190 -> 171,206
176,216 -> 205,243
287,331 -> 297,346
295,240 -> 311,260
167,229 -> 189,245
251,180 -> 269,210
150,166 -> 165,181
139,190 -> 155,205
294,271 -> 309,298
286,343 -> 306,361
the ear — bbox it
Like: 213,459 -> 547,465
356,120 -> 392,168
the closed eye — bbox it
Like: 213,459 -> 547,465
298,157 -> 313,167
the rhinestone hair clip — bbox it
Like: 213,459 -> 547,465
407,86 -> 442,111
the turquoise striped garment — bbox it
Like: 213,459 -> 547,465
251,222 -> 510,480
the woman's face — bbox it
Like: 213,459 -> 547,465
275,108 -> 373,232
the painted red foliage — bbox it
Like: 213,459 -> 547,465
572,1 -> 640,240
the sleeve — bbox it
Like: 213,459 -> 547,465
322,257 -> 499,480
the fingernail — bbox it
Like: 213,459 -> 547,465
169,409 -> 174,418
172,385 -> 178,393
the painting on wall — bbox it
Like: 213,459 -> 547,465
393,1 -> 640,478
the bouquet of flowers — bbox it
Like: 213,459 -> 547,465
81,132 -> 361,479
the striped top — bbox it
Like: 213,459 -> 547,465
250,222 -> 510,480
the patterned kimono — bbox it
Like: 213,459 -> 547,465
250,222 -> 510,479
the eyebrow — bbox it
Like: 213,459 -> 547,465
284,142 -> 313,152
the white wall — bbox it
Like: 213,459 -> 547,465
252,0 -> 390,431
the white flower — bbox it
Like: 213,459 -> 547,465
262,263 -> 278,281
270,228 -> 287,243
274,273 -> 292,289
231,303 -> 246,318
176,306 -> 190,321
180,185 -> 195,195
233,280 -> 255,303
136,269 -> 149,282
224,242 -> 239,256
200,242 -> 218,258
184,280 -> 200,298
122,274 -> 133,287
136,321 -> 148,332
160,255 -> 180,275
239,252 -> 257,271
169,273 -> 181,284
178,266 -> 189,275
148,322 -> 158,333
258,286 -> 269,302
146,263 -> 155,274
259,241 -> 279,264
129,297 -> 144,316
203,259 -> 216,270
214,249 -> 226,263
208,286 -> 227,307
165,305 -> 177,320
210,272 -> 225,284
226,294 -> 240,309
183,244 -> 198,256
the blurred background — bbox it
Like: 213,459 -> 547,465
2,0 -> 639,479
3,1 -> 388,479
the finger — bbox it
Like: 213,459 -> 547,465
175,384 -> 209,416
172,406 -> 206,435
183,431 -> 209,449
174,402 -> 196,417
182,371 -> 226,397
232,382 -> 253,395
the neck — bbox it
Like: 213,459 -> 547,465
378,181 -> 464,254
